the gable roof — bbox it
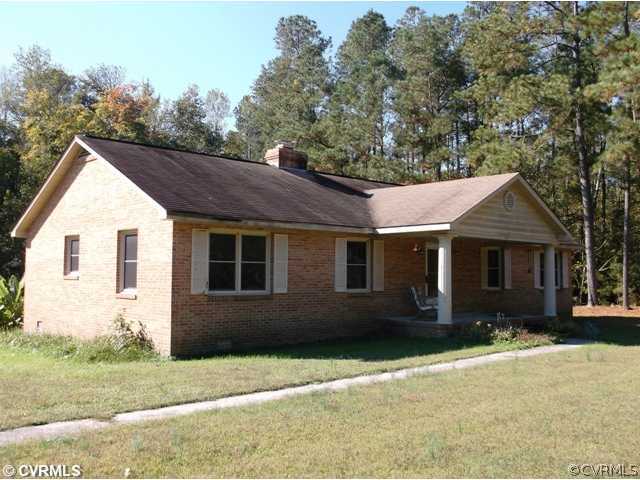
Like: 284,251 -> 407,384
11,135 -> 576,245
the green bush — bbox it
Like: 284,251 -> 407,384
458,320 -> 556,347
0,275 -> 23,329
0,314 -> 158,363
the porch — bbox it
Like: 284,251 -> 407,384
378,233 -> 570,332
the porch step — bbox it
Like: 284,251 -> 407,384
385,317 -> 452,338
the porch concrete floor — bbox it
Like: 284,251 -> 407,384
385,312 -> 546,325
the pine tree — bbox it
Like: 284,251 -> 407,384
327,10 -> 394,174
391,8 -> 467,179
236,16 -> 331,163
588,1 -> 640,308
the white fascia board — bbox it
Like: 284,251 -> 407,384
11,141 -> 82,238
374,224 -> 451,235
167,214 -> 374,235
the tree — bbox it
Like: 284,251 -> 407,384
588,1 -> 640,308
164,84 -> 223,153
205,88 -> 230,134
327,10 -> 394,174
391,8 -> 468,179
236,15 -> 331,163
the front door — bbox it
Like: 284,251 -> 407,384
425,245 -> 438,299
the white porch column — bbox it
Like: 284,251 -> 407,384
544,244 -> 557,317
437,235 -> 453,324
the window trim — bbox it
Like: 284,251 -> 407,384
345,239 -> 371,293
206,228 -> 271,296
483,246 -> 503,290
64,235 -> 80,279
117,229 -> 138,295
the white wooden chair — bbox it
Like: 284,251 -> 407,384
410,286 -> 438,313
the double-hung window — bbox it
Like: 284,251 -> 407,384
118,231 -> 138,292
481,247 -> 503,290
208,232 -> 268,293
346,240 -> 368,291
64,235 -> 79,277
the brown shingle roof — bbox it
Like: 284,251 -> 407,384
79,135 -> 520,230
367,173 -> 520,228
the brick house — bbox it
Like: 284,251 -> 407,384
11,135 -> 577,356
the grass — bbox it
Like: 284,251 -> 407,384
1,308 -> 638,478
0,330 -> 540,430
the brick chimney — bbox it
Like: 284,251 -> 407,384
264,141 -> 308,170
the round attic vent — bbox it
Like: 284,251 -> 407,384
503,191 -> 515,211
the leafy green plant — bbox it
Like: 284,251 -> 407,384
0,275 -> 24,329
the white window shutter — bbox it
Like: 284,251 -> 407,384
503,247 -> 512,289
191,229 -> 209,294
273,234 -> 288,294
373,240 -> 384,291
480,247 -> 488,289
533,250 -> 542,289
562,251 -> 570,289
335,238 -> 347,292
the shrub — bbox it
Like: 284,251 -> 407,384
458,319 -> 557,347
109,313 -> 154,353
0,275 -> 23,329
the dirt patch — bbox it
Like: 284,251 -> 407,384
574,305 -> 640,318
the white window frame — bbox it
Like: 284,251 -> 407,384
207,228 -> 271,296
64,235 -> 80,279
345,239 -> 371,293
118,229 -> 138,294
484,246 -> 503,290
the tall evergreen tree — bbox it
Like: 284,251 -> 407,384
235,15 -> 331,163
326,10 -> 394,174
588,1 -> 640,307
391,8 -> 468,179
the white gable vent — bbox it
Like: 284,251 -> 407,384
503,191 -> 515,211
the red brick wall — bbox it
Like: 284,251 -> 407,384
170,224 -> 424,355
23,155 -> 174,354
452,238 -> 573,316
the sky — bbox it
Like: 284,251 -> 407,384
0,1 -> 466,118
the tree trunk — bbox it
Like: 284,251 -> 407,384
623,155 -> 630,309
572,1 -> 599,306
621,2 -> 631,309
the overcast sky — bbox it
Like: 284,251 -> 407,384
1,2 -> 466,116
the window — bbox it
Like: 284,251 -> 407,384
64,235 -> 79,277
425,248 -> 438,298
346,240 -> 368,290
208,233 -> 268,293
539,252 -> 562,288
486,247 -> 502,289
119,231 -> 138,292
209,234 -> 236,291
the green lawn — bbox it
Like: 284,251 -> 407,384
0,334 -> 526,430
2,313 -> 639,478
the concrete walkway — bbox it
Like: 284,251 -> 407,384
0,341 -> 587,447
